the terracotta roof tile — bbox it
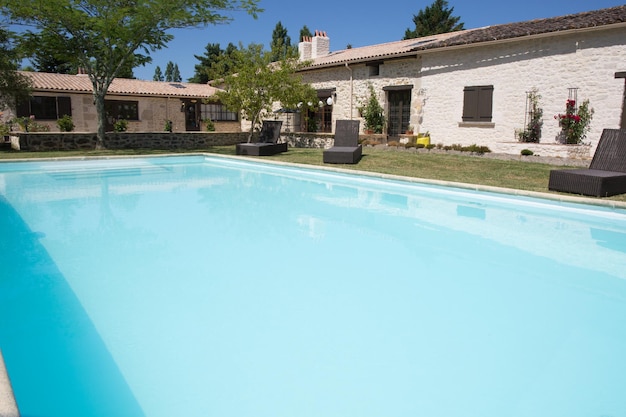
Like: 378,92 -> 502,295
419,5 -> 626,50
304,5 -> 626,69
20,71 -> 219,98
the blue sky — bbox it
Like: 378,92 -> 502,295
135,0 -> 625,81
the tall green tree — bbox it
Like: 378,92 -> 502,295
153,66 -> 164,81
1,0 -> 262,148
0,27 -> 30,109
270,21 -> 295,62
214,42 -> 317,142
172,63 -> 182,82
190,42 -> 238,83
25,28 -> 135,77
403,0 -> 464,39
190,42 -> 222,83
164,61 -> 181,82
299,25 -> 312,42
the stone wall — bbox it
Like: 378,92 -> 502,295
421,28 -> 625,155
17,132 -> 248,151
299,26 -> 625,158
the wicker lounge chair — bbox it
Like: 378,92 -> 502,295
323,120 -> 362,164
548,128 -> 626,197
236,120 -> 287,156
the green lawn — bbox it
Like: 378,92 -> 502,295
2,146 -> 626,203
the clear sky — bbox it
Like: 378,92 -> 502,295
135,0 -> 625,81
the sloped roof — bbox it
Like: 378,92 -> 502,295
304,5 -> 626,69
20,71 -> 219,98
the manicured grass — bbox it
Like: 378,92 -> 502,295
2,146 -> 626,203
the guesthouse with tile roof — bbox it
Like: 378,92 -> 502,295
291,5 -> 626,156
6,72 -> 237,133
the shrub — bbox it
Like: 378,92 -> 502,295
555,98 -> 594,144
359,84 -> 385,133
518,88 -> 543,143
204,118 -> 215,131
113,119 -> 128,132
404,142 -> 417,149
57,114 -> 74,132
164,120 -> 172,132
521,149 -> 534,156
464,144 -> 491,154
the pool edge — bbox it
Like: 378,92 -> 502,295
1,152 -> 625,210
0,350 -> 19,417
205,153 -> 626,211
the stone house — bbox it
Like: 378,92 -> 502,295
4,72 -> 238,133
290,5 -> 626,156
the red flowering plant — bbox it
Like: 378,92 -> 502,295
555,99 -> 594,144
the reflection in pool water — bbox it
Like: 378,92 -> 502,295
1,155 -> 625,417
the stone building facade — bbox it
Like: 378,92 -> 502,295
2,73 -> 239,134
291,6 -> 626,156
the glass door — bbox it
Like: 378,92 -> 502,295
387,90 -> 411,137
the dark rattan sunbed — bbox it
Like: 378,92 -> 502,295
323,120 -> 362,164
236,120 -> 287,156
548,128 -> 626,197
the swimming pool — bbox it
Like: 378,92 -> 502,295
1,155 -> 625,417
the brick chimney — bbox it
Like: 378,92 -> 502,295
298,36 -> 312,61
299,30 -> 330,61
311,30 -> 330,59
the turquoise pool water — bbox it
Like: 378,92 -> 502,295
1,155 -> 626,417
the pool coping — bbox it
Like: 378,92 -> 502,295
0,351 -> 19,417
1,152 -> 626,211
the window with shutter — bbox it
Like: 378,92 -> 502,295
462,85 -> 494,123
16,96 -> 72,120
57,97 -> 72,118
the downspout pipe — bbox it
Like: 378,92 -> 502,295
345,63 -> 353,119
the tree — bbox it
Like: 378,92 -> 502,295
190,42 -> 223,83
0,27 -> 31,109
270,21 -> 296,62
214,42 -> 318,142
1,0 -> 262,148
172,63 -> 182,82
191,42 -> 239,83
153,66 -> 164,81
164,61 -> 182,82
299,25 -> 312,42
25,28 -> 136,77
403,0 -> 464,39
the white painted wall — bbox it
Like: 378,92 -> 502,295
300,25 -> 626,156
420,27 -> 625,154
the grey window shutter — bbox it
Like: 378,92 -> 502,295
57,96 -> 72,118
462,86 -> 478,121
477,86 -> 493,122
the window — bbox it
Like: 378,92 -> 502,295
105,100 -> 139,120
200,103 -> 238,121
367,62 -> 381,77
462,85 -> 494,122
17,96 -> 71,120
